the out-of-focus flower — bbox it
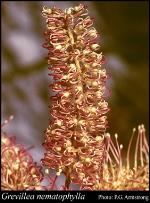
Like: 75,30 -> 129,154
92,125 -> 149,190
1,117 -> 45,191
41,4 -> 109,189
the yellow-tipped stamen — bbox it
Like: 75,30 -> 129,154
127,128 -> 136,170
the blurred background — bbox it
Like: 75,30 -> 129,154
1,1 -> 149,166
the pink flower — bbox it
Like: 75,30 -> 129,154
41,4 -> 109,189
1,133 -> 44,190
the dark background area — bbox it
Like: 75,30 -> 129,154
1,1 -> 149,162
